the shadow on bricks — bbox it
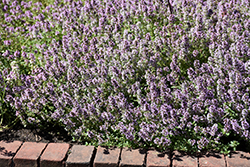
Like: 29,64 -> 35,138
150,148 -> 172,159
173,151 -> 197,161
103,146 -> 118,154
124,147 -> 147,154
203,152 -> 223,159
0,148 -> 15,157
146,148 -> 172,167
230,151 -> 250,160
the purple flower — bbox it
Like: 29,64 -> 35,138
187,68 -> 196,79
27,117 -> 35,124
2,50 -> 10,57
5,95 -> 13,103
231,119 -> 241,134
4,40 -> 11,46
160,137 -> 171,146
87,130 -> 94,138
197,137 -> 209,150
14,50 -> 20,58
209,124 -> 218,136
242,130 -> 249,139
241,119 -> 249,130
192,103 -> 201,113
241,109 -> 249,118
154,137 -> 161,145
69,107 -> 78,117
189,139 -> 196,146
3,5 -> 8,11
194,60 -> 200,69
25,10 -> 33,18
14,99 -> 21,110
15,110 -> 20,117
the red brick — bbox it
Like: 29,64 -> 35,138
146,150 -> 171,167
0,141 -> 22,167
199,152 -> 225,167
13,142 -> 47,167
119,147 -> 146,167
226,151 -> 250,167
40,143 -> 70,167
94,146 -> 121,167
66,145 -> 95,167
172,151 -> 198,167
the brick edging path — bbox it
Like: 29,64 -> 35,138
0,141 -> 250,167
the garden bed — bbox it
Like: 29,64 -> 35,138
1,0 -> 250,155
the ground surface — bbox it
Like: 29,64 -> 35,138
0,122 -> 77,144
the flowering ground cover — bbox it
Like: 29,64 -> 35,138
1,0 -> 250,154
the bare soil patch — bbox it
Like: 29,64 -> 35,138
0,121 -> 79,145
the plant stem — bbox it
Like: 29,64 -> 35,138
167,0 -> 173,14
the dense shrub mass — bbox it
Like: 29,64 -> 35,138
1,0 -> 250,153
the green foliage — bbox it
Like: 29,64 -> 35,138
0,71 -> 19,131
0,0 -> 249,155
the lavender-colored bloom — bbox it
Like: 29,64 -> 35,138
154,137 -> 160,145
242,130 -> 249,139
14,50 -> 20,58
27,117 -> 35,124
160,137 -> 171,146
197,137 -> 209,150
209,124 -> 218,136
231,119 -> 241,134
2,50 -> 10,57
241,109 -> 249,118
3,5 -> 8,11
4,40 -> 11,46
241,119 -> 249,130
25,10 -> 33,18
5,95 -> 13,103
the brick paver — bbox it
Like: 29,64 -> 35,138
3,140 -> 250,167
0,141 -> 22,167
172,151 -> 198,167
94,146 -> 121,167
40,143 -> 70,167
226,151 -> 250,167
119,147 -> 146,167
13,142 -> 47,167
146,150 -> 171,167
199,152 -> 225,167
66,145 -> 95,167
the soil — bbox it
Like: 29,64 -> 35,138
0,121 -> 80,145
